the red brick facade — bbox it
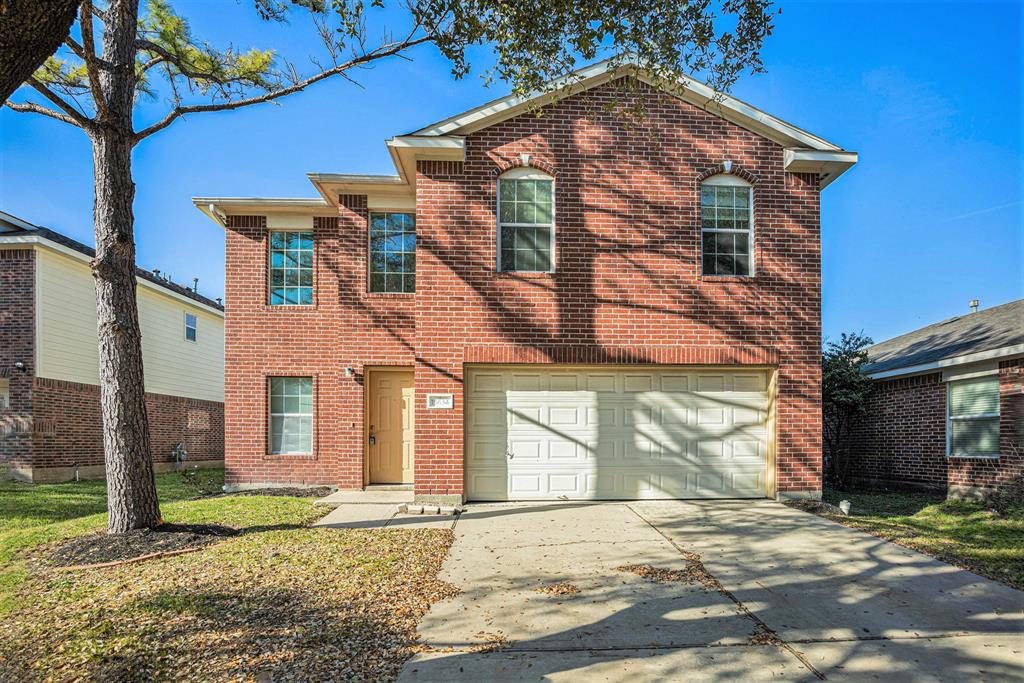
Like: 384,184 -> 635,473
0,249 -> 35,472
222,78 -> 826,499
847,359 -> 1024,493
0,248 -> 225,483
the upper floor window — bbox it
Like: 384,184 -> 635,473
498,168 -> 554,272
269,231 -> 313,305
948,376 -> 1000,457
184,312 -> 197,342
369,212 -> 416,293
701,175 -> 753,276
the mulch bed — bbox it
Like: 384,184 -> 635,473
45,523 -> 238,568
783,499 -> 848,516
211,486 -> 334,499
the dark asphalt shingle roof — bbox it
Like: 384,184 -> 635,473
1,217 -> 224,312
864,299 -> 1023,375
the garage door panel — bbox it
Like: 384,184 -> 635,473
465,366 -> 770,501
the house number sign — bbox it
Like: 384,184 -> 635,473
426,394 -> 454,409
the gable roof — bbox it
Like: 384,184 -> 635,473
411,56 -> 844,150
0,211 -> 225,315
196,56 -> 857,222
863,299 -> 1024,378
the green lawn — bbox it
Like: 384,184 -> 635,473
0,470 -> 455,681
820,489 -> 1024,590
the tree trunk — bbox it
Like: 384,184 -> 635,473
0,0 -> 80,103
91,0 -> 161,533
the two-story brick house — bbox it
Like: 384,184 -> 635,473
196,59 -> 856,504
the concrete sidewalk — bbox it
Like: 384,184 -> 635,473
398,501 -> 1024,682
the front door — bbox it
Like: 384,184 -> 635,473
368,369 -> 414,484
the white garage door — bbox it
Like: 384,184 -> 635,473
464,366 -> 771,501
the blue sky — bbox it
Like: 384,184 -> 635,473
1,0 -> 1020,343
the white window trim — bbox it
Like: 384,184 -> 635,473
497,169 -> 556,273
268,377 -> 314,456
701,174 -> 755,277
946,378 -> 1001,459
367,210 -> 417,294
267,229 -> 315,307
183,311 -> 197,343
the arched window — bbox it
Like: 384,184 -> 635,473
701,174 -> 753,276
497,167 -> 554,272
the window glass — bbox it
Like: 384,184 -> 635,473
498,177 -> 554,272
948,377 -> 1000,456
701,181 -> 753,276
0,378 -> 9,411
184,312 -> 197,342
269,231 -> 314,305
269,377 -> 313,454
369,212 -> 416,293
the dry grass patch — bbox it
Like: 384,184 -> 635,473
0,528 -> 457,682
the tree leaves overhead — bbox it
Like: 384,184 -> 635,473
419,0 -> 776,97
8,0 -> 776,138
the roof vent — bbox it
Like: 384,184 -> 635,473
969,299 -> 979,313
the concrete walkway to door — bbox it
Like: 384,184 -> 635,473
398,500 -> 1023,682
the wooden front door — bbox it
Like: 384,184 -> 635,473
368,369 -> 414,484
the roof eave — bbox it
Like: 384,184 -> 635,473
784,149 -> 859,187
864,343 -> 1024,380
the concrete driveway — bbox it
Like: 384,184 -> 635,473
398,500 -> 1023,682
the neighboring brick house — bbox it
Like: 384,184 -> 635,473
195,58 -> 857,504
0,211 -> 225,483
848,299 -> 1024,498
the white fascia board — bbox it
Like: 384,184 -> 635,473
192,197 -> 331,228
411,56 -> 845,153
865,344 -> 1024,380
0,234 -> 225,317
784,149 -> 858,187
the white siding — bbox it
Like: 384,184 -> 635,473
35,246 -> 224,402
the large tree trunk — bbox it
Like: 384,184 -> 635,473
91,0 -> 161,533
0,0 -> 80,103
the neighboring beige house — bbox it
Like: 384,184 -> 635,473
0,211 -> 225,483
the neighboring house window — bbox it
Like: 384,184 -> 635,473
947,376 -> 1000,457
269,231 -> 314,305
369,212 -> 416,293
184,312 -> 197,342
0,378 -> 9,410
701,175 -> 753,276
498,168 -> 554,272
269,377 -> 313,454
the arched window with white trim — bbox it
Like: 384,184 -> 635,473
701,174 -> 753,276
497,167 -> 554,272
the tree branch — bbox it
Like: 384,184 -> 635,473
3,100 -> 84,127
134,39 -> 236,84
26,77 -> 94,128
79,0 -> 110,121
135,34 -> 435,141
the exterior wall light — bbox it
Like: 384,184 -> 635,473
13,361 -> 26,373
344,367 -> 355,377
